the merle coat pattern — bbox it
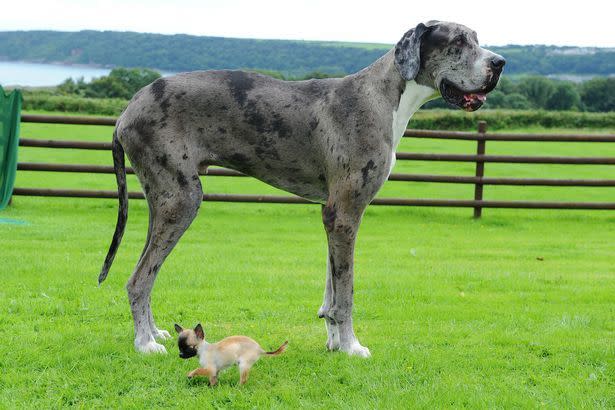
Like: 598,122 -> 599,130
99,21 -> 504,357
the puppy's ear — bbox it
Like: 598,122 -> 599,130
394,22 -> 433,81
194,323 -> 205,340
174,323 -> 184,334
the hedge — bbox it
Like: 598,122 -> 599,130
21,93 -> 615,130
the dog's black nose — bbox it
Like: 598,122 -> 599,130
490,56 -> 506,71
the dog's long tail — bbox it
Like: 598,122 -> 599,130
265,341 -> 288,356
98,129 -> 128,285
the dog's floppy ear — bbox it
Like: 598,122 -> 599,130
394,22 -> 433,81
174,323 -> 184,334
194,323 -> 205,340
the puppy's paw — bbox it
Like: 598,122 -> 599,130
135,340 -> 168,354
152,328 -> 172,340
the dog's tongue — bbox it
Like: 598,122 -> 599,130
463,93 -> 487,102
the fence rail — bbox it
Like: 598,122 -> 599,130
14,114 -> 615,217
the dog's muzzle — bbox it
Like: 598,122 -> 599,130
179,349 -> 197,359
440,55 -> 505,112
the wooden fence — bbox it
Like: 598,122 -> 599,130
13,114 -> 615,217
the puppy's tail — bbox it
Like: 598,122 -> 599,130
265,341 -> 288,356
98,129 -> 128,285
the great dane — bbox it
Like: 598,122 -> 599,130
99,21 -> 504,357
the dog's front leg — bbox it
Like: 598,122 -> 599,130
187,367 -> 218,386
318,220 -> 340,351
319,199 -> 370,358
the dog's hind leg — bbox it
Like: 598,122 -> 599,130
134,201 -> 171,341
126,165 -> 202,353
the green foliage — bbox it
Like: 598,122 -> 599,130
411,110 -> 615,130
56,68 -> 161,100
22,91 -> 127,116
488,44 -> 615,76
503,93 -> 533,110
546,82 -> 582,111
518,76 -> 557,109
581,78 -> 615,112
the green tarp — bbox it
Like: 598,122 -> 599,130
0,86 -> 22,210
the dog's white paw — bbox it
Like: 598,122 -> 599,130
340,342 -> 371,358
152,329 -> 172,340
135,339 -> 168,354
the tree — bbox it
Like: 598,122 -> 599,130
581,78 -> 615,112
495,76 -> 516,94
518,76 -> 556,109
503,93 -> 532,109
546,82 -> 581,111
84,76 -> 129,99
59,67 -> 162,99
483,90 -> 506,108
107,67 -> 161,96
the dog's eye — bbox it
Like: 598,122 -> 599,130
453,36 -> 464,47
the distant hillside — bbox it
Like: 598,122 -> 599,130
0,30 -> 613,77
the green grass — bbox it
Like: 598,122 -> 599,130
0,117 -> 614,408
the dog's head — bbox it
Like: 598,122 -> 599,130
174,323 -> 205,359
394,21 -> 505,111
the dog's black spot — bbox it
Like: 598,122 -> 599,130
197,127 -> 204,134
151,78 -> 167,101
130,117 -> 157,143
147,263 -> 160,277
361,160 -> 377,187
144,184 -> 150,194
271,113 -> 292,139
218,127 -> 227,134
230,153 -> 250,163
244,100 -> 267,132
318,173 -> 326,182
322,204 -> 336,232
192,174 -> 199,181
338,262 -> 350,273
255,146 -> 280,161
309,118 -> 319,131
228,71 -> 254,106
182,153 -> 188,160
155,154 -> 168,167
177,171 -> 188,187
160,98 -> 171,117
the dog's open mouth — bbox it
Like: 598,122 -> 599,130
439,79 -> 494,112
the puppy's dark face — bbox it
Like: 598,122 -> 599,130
174,323 -> 205,359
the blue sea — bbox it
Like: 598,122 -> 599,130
0,61 -> 175,87
0,61 -> 112,87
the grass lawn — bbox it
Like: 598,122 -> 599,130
0,115 -> 613,408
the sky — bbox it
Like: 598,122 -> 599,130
2,0 -> 614,47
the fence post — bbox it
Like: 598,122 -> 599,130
473,121 -> 487,218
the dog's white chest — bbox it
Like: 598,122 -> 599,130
389,81 -> 436,174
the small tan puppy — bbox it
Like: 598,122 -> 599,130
174,323 -> 288,385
